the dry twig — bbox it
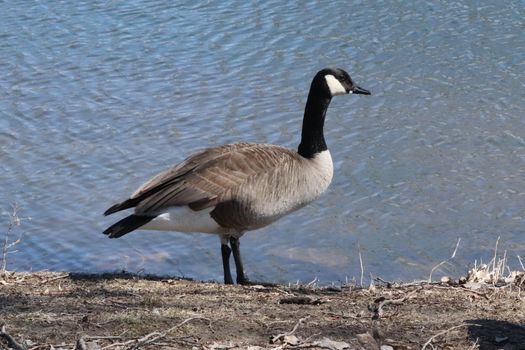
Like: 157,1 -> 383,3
271,316 -> 310,344
357,242 -> 365,287
1,203 -> 22,273
86,335 -> 125,341
422,323 -> 480,350
374,277 -> 393,288
279,296 -> 324,305
305,277 -> 318,288
40,273 -> 70,285
102,316 -> 211,350
428,237 -> 461,283
370,287 -> 422,319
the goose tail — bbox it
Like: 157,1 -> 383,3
103,214 -> 155,239
103,198 -> 142,216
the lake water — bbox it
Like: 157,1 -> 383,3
1,0 -> 523,284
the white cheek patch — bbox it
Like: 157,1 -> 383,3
324,74 -> 347,96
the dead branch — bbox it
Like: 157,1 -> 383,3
270,316 -> 310,344
85,335 -> 124,340
99,317 -> 207,350
282,337 -> 352,349
459,287 -> 489,300
305,277 -> 318,288
374,277 -> 393,288
422,323 -> 480,350
0,324 -> 27,350
279,296 -> 324,305
101,338 -> 136,349
39,273 -> 70,285
117,316 -> 210,350
273,287 -> 294,296
370,287 -> 422,319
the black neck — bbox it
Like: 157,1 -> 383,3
297,87 -> 331,158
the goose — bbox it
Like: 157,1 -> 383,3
103,68 -> 370,284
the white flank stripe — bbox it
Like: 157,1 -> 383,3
140,206 -> 222,234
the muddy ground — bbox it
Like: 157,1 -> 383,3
1,271 -> 524,350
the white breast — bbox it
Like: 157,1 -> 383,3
237,150 -> 334,228
299,150 -> 334,204
309,150 -> 334,184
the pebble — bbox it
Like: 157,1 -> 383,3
495,336 -> 508,343
440,276 -> 451,284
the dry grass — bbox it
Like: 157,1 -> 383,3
1,203 -> 23,273
467,236 -> 525,286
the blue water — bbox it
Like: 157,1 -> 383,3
1,0 -> 523,284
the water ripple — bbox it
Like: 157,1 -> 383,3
0,0 -> 523,283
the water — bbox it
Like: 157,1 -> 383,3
1,0 -> 523,284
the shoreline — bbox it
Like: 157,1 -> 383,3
1,271 -> 524,349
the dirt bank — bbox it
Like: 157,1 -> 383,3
1,271 -> 524,349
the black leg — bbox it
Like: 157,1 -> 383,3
221,243 -> 233,284
230,237 -> 250,285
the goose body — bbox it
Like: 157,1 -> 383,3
144,144 -> 333,234
103,68 -> 370,284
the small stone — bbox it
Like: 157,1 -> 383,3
357,332 -> 379,348
495,336 -> 508,343
325,285 -> 342,292
250,284 -> 266,290
381,346 -> 394,350
459,276 -> 467,284
282,335 -> 300,346
314,337 -> 351,350
440,276 -> 451,284
464,282 -> 483,290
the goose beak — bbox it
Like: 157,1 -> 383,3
352,86 -> 371,95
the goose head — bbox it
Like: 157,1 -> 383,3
314,68 -> 371,98
298,68 -> 371,158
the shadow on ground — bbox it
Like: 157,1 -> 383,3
68,271 -> 193,282
468,319 -> 525,350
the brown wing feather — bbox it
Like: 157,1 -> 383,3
131,143 -> 246,198
132,143 -> 302,215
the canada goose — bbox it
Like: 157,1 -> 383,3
103,68 -> 370,284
